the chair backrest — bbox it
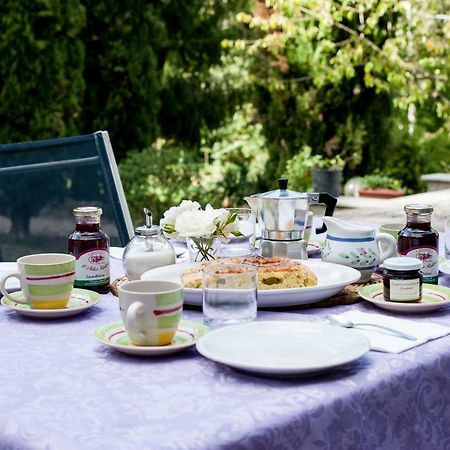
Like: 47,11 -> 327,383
0,131 -> 134,261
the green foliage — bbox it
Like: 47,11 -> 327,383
81,1 -> 162,159
230,0 -> 449,190
0,0 -> 85,142
157,0 -> 253,148
198,103 -> 270,206
118,141 -> 202,225
284,146 -> 344,191
362,172 -> 403,191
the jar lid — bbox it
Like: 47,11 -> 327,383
384,257 -> 423,271
134,224 -> 160,236
73,206 -> 102,217
404,204 -> 433,214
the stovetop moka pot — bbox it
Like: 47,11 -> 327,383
245,178 -> 337,259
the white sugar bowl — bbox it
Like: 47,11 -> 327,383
123,209 -> 176,280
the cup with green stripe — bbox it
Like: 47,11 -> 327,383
118,280 -> 184,346
0,253 -> 76,309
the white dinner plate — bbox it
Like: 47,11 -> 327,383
359,283 -> 450,313
196,321 -> 370,376
141,260 -> 361,308
439,259 -> 450,276
0,262 -> 20,291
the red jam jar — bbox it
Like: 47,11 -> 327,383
383,257 -> 423,303
397,204 -> 439,284
68,206 -> 110,294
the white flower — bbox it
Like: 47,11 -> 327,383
161,200 -> 240,242
175,207 -> 218,237
160,200 -> 201,238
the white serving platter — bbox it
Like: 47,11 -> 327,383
141,260 -> 361,308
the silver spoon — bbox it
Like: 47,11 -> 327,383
326,314 -> 417,341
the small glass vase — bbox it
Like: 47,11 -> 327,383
186,235 -> 221,262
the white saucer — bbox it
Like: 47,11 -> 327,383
1,288 -> 100,318
95,319 -> 208,356
359,283 -> 450,313
196,321 -> 370,376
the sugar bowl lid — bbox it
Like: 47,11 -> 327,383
134,209 -> 160,236
259,178 -> 307,199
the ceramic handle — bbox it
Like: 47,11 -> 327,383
0,272 -> 26,304
126,301 -> 146,342
375,233 -> 397,262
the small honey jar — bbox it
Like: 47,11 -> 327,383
383,257 -> 423,303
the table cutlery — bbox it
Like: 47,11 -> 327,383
326,314 -> 417,341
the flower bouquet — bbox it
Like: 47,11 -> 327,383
161,200 -> 242,261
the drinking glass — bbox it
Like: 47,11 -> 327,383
202,263 -> 257,328
221,208 -> 256,257
445,216 -> 450,260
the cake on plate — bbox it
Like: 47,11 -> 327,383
181,256 -> 317,290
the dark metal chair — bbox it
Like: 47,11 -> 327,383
0,131 -> 133,261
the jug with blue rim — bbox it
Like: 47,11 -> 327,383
321,217 -> 396,282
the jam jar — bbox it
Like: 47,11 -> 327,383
397,204 -> 439,284
383,257 -> 423,303
68,206 -> 110,294
123,209 -> 176,280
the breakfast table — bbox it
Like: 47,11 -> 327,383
1,250 -> 450,450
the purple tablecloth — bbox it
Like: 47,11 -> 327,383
1,257 -> 450,450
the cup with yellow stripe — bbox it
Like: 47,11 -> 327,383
118,280 -> 183,346
0,254 -> 76,309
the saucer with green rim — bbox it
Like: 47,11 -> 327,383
95,319 -> 208,356
359,283 -> 450,313
1,288 -> 100,318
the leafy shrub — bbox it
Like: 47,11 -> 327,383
284,146 -> 345,191
361,172 -> 403,191
119,142 -> 202,225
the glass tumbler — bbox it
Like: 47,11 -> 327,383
445,216 -> 450,260
202,263 -> 257,328
221,208 -> 256,257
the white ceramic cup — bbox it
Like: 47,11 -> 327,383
0,254 -> 76,309
118,280 -> 183,346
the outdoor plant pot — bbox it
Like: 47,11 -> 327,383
312,168 -> 341,197
358,188 -> 406,199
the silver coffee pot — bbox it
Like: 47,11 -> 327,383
245,178 -> 337,259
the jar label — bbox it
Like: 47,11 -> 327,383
399,246 -> 439,282
390,279 -> 420,301
75,250 -> 110,285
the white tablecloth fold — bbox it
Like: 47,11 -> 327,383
330,310 -> 450,353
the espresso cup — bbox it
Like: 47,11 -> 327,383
118,280 -> 183,346
0,254 -> 76,309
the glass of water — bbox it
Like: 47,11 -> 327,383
445,216 -> 450,260
221,208 -> 256,257
202,263 -> 257,328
